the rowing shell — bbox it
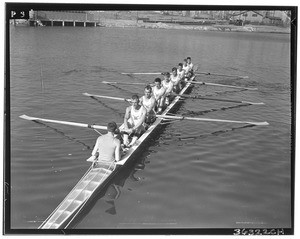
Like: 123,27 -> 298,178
38,75 -> 196,229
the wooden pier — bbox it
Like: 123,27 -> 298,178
29,11 -> 101,27
29,20 -> 99,27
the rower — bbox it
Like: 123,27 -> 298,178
139,85 -> 156,125
91,121 -> 121,163
177,63 -> 186,80
186,56 -> 194,71
170,67 -> 181,93
123,94 -> 147,147
152,77 -> 166,114
182,58 -> 190,76
177,63 -> 187,89
183,58 -> 194,80
162,72 -> 174,105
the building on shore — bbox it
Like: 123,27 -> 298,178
226,10 -> 290,26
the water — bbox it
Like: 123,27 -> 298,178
9,26 -> 291,230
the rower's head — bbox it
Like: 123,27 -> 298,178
172,67 -> 177,75
163,72 -> 170,81
107,121 -> 118,133
178,63 -> 183,70
144,85 -> 152,98
183,59 -> 188,65
130,94 -> 140,108
154,78 -> 162,88
187,57 -> 192,63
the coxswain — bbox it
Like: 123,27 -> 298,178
152,78 -> 166,114
123,94 -> 147,147
170,67 -> 181,93
91,121 -> 121,163
139,85 -> 156,125
162,72 -> 174,106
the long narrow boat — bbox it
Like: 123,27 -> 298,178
38,75 -> 196,229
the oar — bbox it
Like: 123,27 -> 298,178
83,93 -> 131,102
121,72 -> 163,75
186,81 -> 257,91
102,81 -> 149,86
196,72 -> 249,79
173,93 -> 264,105
156,114 -> 269,126
19,114 -> 107,130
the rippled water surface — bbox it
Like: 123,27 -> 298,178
9,26 -> 292,230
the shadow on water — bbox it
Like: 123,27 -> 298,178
90,65 -> 121,75
177,124 -> 255,141
199,88 -> 248,96
106,83 -> 137,95
63,69 -> 83,75
123,73 -> 148,82
33,121 -> 93,150
86,96 -> 125,118
184,103 -> 251,116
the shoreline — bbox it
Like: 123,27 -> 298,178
99,19 -> 291,34
12,18 -> 291,34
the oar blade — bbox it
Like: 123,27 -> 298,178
20,114 -> 107,130
243,101 -> 265,105
102,81 -> 115,84
251,121 -> 269,126
19,114 -> 37,121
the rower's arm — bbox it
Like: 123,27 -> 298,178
91,137 -> 100,157
114,139 -> 121,162
157,88 -> 166,100
148,98 -> 156,112
165,83 -> 173,94
139,97 -> 143,106
124,107 -> 130,129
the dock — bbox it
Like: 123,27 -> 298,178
29,11 -> 101,27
